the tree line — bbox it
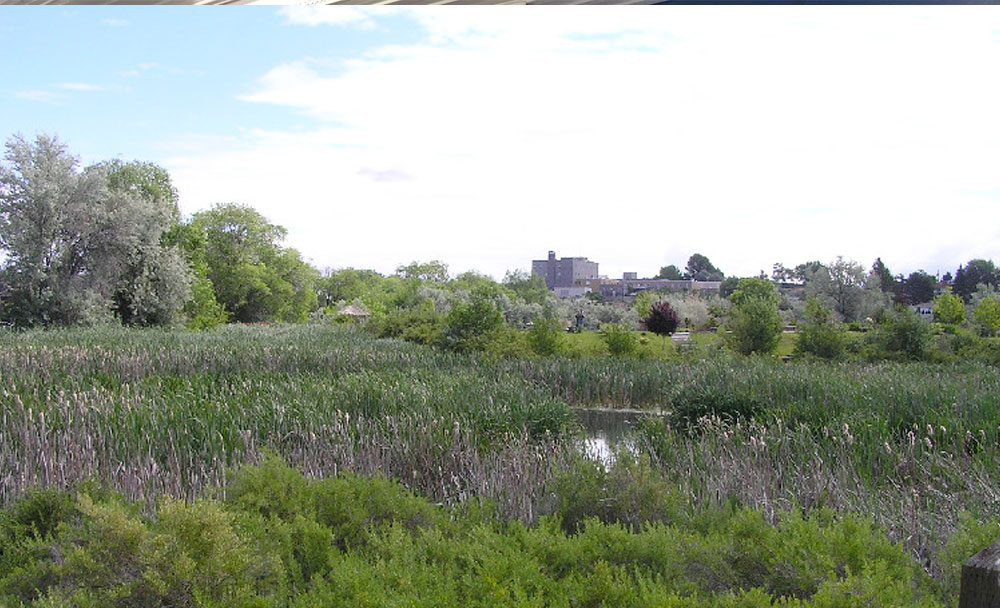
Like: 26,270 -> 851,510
0,134 -> 318,329
3,133 -> 998,352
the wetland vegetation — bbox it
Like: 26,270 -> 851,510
2,325 -> 999,607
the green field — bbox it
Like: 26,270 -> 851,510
1,325 -> 998,607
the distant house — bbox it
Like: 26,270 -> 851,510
337,304 -> 370,324
911,302 -> 934,320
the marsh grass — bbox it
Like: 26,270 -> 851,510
0,325 -> 574,519
3,324 -> 999,589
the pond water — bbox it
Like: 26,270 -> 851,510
574,408 -> 662,466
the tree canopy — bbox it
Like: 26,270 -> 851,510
191,203 -> 317,323
0,134 -> 189,327
657,265 -> 683,280
684,254 -> 724,282
954,259 -> 999,302
644,300 -> 679,336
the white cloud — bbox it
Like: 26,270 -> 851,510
102,18 -> 128,27
167,9 -> 1000,279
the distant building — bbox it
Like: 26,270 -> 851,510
531,251 -> 599,295
911,302 -> 934,320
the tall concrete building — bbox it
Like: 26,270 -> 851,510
531,251 -> 599,296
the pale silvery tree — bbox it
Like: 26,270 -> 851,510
0,134 -> 190,326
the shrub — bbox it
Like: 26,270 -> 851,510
443,296 -> 504,352
726,296 -> 783,356
370,306 -> 445,346
933,293 -> 965,326
553,455 -> 682,534
868,307 -> 934,361
972,296 -> 1000,337
601,323 -> 639,357
667,385 -> 764,427
527,317 -> 565,356
645,300 -> 679,337
794,298 -> 845,360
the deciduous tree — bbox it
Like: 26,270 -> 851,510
932,292 -> 965,326
191,203 -> 317,323
726,278 -> 783,355
644,300 -> 679,337
794,297 -> 845,360
902,271 -> 937,306
657,265 -> 683,280
0,134 -> 189,327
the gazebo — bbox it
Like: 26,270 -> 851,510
337,304 -> 370,324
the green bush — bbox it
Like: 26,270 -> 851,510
0,459 -> 947,608
933,293 -> 965,326
726,297 -> 783,356
936,512 -> 1000,606
601,323 -> 639,357
369,306 -> 445,346
527,317 -> 565,357
667,385 -> 765,427
868,307 -> 934,361
794,298 -> 845,360
227,454 -> 442,551
443,296 -> 505,353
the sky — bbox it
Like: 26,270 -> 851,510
2,7 -> 1000,281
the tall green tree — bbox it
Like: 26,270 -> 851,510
791,261 -> 825,284
191,203 -> 317,323
683,254 -> 724,282
953,259 -> 999,302
163,222 -> 228,329
932,292 -> 965,326
502,270 -> 548,305
633,291 -> 655,319
972,296 -> 1000,337
396,260 -> 449,283
443,295 -> 504,352
728,277 -> 780,308
902,271 -> 937,305
726,278 -> 782,355
871,258 -> 897,298
100,159 -> 191,326
804,257 -> 887,323
657,265 -> 683,280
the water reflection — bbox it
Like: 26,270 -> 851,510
574,408 -> 660,466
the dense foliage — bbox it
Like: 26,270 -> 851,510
0,455 -> 974,608
0,135 -> 190,327
725,279 -> 782,355
644,300 -> 679,336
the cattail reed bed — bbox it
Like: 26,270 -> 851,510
0,325 -> 574,519
2,324 -> 999,584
